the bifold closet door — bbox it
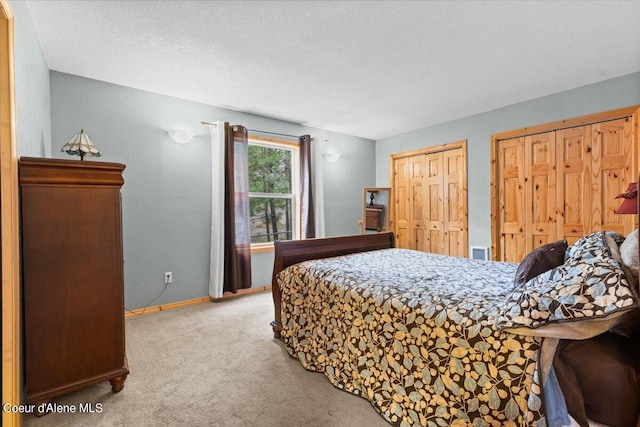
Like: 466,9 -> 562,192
424,149 -> 466,256
443,148 -> 466,257
556,118 -> 634,244
409,155 -> 427,251
393,154 -> 428,251
497,137 -> 527,262
393,146 -> 466,256
393,156 -> 410,249
425,152 -> 444,254
590,118 -> 635,235
556,126 -> 592,246
497,132 -> 557,262
525,132 -> 558,250
497,117 -> 636,261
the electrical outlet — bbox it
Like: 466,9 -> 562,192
164,272 -> 173,284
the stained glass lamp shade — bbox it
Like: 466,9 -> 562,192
60,129 -> 101,160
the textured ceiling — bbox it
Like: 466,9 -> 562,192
25,0 -> 640,140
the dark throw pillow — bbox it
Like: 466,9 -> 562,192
514,240 -> 568,286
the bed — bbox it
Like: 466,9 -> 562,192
270,231 -> 640,427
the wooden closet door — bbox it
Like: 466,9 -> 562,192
497,137 -> 527,262
393,157 -> 410,249
525,132 -> 557,249
391,141 -> 468,256
590,118 -> 635,235
425,152 -> 444,254
423,148 -> 467,256
443,148 -> 466,257
556,126 -> 592,245
409,155 -> 427,251
492,107 -> 639,261
498,121 -> 635,258
392,155 -> 428,251
498,134 -> 556,262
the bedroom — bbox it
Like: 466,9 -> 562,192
2,1 -> 640,426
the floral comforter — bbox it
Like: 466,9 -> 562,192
278,249 -> 545,427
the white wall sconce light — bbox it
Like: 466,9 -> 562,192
324,151 -> 341,163
167,129 -> 194,144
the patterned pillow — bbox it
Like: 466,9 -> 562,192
513,240 -> 568,286
564,231 -> 619,261
620,228 -> 639,277
497,231 -> 639,339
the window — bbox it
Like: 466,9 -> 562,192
248,137 -> 300,245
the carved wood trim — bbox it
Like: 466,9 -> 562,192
389,139 -> 467,160
491,105 -> 640,141
19,157 -> 126,186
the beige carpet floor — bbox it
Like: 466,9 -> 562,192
23,291 -> 389,427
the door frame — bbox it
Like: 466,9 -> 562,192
1,1 -> 20,425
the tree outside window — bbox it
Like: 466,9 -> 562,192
248,140 -> 299,244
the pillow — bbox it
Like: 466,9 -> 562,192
564,232 -> 617,261
497,231 -> 639,339
514,240 -> 568,286
611,229 -> 640,336
620,228 -> 639,278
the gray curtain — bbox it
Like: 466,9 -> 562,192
299,135 -> 315,239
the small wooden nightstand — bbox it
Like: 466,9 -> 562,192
365,204 -> 384,231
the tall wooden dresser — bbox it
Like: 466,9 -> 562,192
19,157 -> 128,406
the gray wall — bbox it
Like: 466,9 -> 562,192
50,71 -> 375,309
11,0 -> 51,157
376,72 -> 640,253
15,0 -> 640,309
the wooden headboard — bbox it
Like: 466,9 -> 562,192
270,232 -> 395,337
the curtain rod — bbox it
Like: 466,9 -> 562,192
201,121 -> 304,140
246,129 -> 303,139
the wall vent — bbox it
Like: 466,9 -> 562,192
470,246 -> 490,261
